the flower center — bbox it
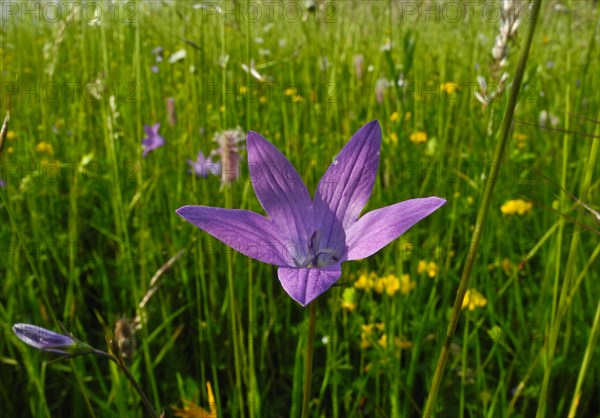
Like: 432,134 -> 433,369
294,230 -> 341,268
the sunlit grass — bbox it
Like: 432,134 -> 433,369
1,1 -> 599,417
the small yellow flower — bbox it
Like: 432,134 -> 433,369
6,130 -> 16,140
441,82 -> 459,94
341,288 -> 357,312
219,105 -> 225,113
427,263 -> 438,278
7,146 -> 14,154
284,87 -> 297,96
375,322 -> 385,332
466,196 -> 474,205
35,141 -> 54,155
354,272 -> 376,291
501,199 -> 533,215
172,381 -> 217,418
384,274 -> 400,296
389,132 -> 398,144
361,324 -> 374,335
399,274 -> 416,294
417,261 -> 438,278
341,300 -> 356,311
239,85 -> 248,94
259,96 -> 268,104
404,112 -> 411,121
292,95 -> 304,103
390,112 -> 399,122
373,277 -> 385,294
378,334 -> 387,348
409,131 -> 427,144
501,258 -> 514,276
360,324 -> 374,349
513,132 -> 527,141
400,240 -> 413,253
462,289 -> 487,311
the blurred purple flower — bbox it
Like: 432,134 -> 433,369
0,179 -> 5,188
354,54 -> 364,80
376,78 -> 387,104
177,121 -> 445,306
141,123 -> 165,157
151,65 -> 159,74
187,151 -> 221,178
13,323 -> 94,356
166,98 -> 177,126
213,128 -> 245,184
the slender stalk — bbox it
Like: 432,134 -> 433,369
567,298 -> 600,418
225,188 -> 245,416
92,350 -> 159,418
301,301 -> 317,418
422,1 -> 542,416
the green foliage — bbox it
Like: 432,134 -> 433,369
1,1 -> 598,417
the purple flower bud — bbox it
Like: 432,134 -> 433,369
13,323 -> 94,356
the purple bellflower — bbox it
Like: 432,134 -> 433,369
141,123 -> 165,157
188,151 -> 221,178
13,323 -> 94,356
177,121 -> 445,306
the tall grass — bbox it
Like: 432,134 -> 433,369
1,1 -> 598,417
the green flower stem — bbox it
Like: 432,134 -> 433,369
567,297 -> 600,418
224,188 -> 246,415
301,301 -> 317,418
422,1 -> 542,416
92,349 -> 160,418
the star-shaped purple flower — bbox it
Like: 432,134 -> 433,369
187,151 -> 221,178
141,123 -> 165,157
177,121 -> 446,306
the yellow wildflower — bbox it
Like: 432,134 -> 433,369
172,381 -> 217,418
292,95 -> 304,103
259,96 -> 268,104
385,274 -> 400,296
6,130 -> 15,140
342,300 -> 356,312
360,324 -> 374,349
341,288 -> 357,312
373,277 -> 385,294
404,112 -> 411,121
441,82 -> 459,94
389,132 -> 398,144
361,324 -> 374,335
417,261 -> 438,278
284,87 -> 297,96
390,112 -> 400,122
501,199 -> 533,215
462,289 -> 487,311
7,147 -> 14,154
399,274 -> 416,294
378,334 -> 387,348
35,142 -> 54,155
219,105 -> 225,113
239,85 -> 248,94
501,258 -> 514,276
354,272 -> 376,291
466,196 -> 474,205
409,131 -> 427,143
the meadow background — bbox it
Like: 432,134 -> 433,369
1,0 -> 599,417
